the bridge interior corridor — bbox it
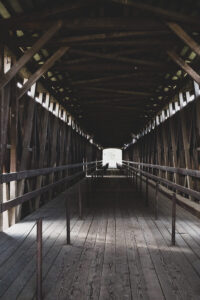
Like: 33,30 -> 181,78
1,174 -> 200,300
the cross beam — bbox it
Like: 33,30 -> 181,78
168,22 -> 200,57
17,47 -> 69,100
167,50 -> 200,85
78,87 -> 152,97
70,49 -> 168,68
0,21 -> 62,90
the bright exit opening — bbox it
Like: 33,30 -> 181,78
103,148 -> 122,168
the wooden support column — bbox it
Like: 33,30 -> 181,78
17,96 -> 36,221
9,78 -> 18,225
193,81 -> 200,138
0,52 -> 11,230
162,123 -> 169,180
169,118 -> 179,184
48,117 -> 58,200
179,93 -> 193,191
35,107 -> 49,209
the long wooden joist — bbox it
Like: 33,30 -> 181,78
70,49 -> 168,68
77,86 -> 152,97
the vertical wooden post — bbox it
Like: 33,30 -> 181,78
136,170 -> 138,191
36,218 -> 42,300
155,182 -> 159,220
79,182 -> 82,219
65,196 -> 70,245
9,78 -> 18,226
145,177 -> 149,207
171,192 -> 176,246
140,167 -> 142,194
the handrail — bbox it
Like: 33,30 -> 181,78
122,161 -> 200,202
122,160 -> 200,179
0,160 -> 102,184
0,161 -> 102,213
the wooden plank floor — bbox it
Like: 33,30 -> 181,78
0,177 -> 200,299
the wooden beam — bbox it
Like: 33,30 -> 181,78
70,49 -> 168,68
3,18 -> 166,31
79,87 -> 152,97
0,1 -> 100,27
111,0 -> 200,26
167,50 -> 200,85
15,30 -> 171,47
72,73 -> 138,86
167,22 -> 200,56
56,63 -> 167,73
0,21 -> 62,90
17,47 -> 69,100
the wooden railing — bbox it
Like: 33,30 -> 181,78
0,160 -> 102,213
120,160 -> 200,245
122,160 -> 200,201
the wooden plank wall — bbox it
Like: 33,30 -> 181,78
0,91 -> 101,230
124,90 -> 200,195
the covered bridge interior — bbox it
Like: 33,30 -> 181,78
1,0 -> 200,299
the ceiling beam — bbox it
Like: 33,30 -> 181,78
0,21 -> 62,89
167,50 -> 200,85
14,31 -> 173,48
69,39 -> 178,48
70,49 -> 168,68
55,63 -> 169,73
0,1 -> 101,26
78,87 -> 152,97
111,0 -> 200,26
72,73 -> 138,86
17,47 -> 69,100
2,18 -> 166,31
167,22 -> 200,56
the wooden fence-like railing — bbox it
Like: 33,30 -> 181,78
0,160 -> 103,213
120,160 -> 200,245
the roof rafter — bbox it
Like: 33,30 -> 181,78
167,50 -> 200,85
111,0 -> 200,25
17,47 -> 69,100
0,21 -> 62,89
167,22 -> 200,57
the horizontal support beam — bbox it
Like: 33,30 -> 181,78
2,18 -> 167,31
0,21 -> 62,89
17,47 -> 69,100
77,86 -> 152,97
72,73 -> 144,86
15,30 -> 172,47
70,49 -> 168,68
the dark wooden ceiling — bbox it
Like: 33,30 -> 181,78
1,0 -> 200,147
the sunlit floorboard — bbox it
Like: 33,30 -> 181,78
0,178 -> 200,299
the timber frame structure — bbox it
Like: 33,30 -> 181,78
1,1 -> 200,299
0,0 -> 200,227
